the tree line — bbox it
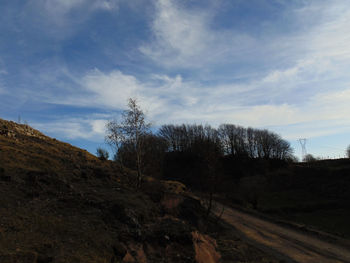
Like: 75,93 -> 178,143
159,123 -> 293,160
103,98 -> 294,189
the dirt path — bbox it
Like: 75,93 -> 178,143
214,205 -> 350,263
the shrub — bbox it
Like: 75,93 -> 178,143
303,154 -> 317,162
96,147 -> 109,161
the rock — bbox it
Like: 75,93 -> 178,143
179,196 -> 206,228
192,231 -> 221,263
146,218 -> 193,246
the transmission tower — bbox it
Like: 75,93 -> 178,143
298,138 -> 307,160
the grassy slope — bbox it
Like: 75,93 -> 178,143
0,119 -> 280,263
257,160 -> 350,237
0,120 -> 162,262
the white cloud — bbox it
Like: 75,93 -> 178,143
262,65 -> 300,83
310,89 -> 350,121
241,87 -> 350,140
140,0 -> 209,60
140,0 -> 350,82
243,0 -> 350,105
31,0 -> 120,28
91,0 -> 119,11
47,65 -> 350,140
82,69 -> 142,108
33,116 -> 108,141
140,0 -> 255,68
90,119 -> 108,134
28,0 -> 350,144
272,120 -> 350,141
35,67 -> 350,147
43,0 -> 119,13
0,70 -> 7,75
45,0 -> 86,12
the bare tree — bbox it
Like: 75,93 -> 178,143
105,98 -> 151,188
246,127 -> 258,158
218,124 -> 247,156
116,134 -> 168,179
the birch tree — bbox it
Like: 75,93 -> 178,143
106,98 -> 151,188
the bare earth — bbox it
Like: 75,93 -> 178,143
215,205 -> 350,263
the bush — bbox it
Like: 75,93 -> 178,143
303,154 -> 317,163
96,147 -> 109,161
142,179 -> 165,202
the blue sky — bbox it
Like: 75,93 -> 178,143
1,0 -> 350,159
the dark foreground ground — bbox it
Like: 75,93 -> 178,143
0,118 -> 282,263
213,203 -> 350,263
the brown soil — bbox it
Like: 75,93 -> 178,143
0,118 -> 286,263
192,231 -> 221,263
215,204 -> 350,263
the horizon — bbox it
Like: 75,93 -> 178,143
1,0 -> 350,160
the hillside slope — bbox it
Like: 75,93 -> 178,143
0,118 -> 281,263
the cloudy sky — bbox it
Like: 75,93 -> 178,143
1,0 -> 350,159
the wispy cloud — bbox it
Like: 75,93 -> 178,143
2,0 -> 350,157
38,0 -> 120,21
32,115 -> 109,141
0,70 -> 7,75
19,0 -> 120,40
139,0 -> 256,68
83,69 -> 141,108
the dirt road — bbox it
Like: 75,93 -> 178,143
215,205 -> 350,263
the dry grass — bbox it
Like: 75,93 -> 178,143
0,118 -> 282,263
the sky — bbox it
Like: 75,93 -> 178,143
1,0 -> 350,160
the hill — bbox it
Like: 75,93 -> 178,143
222,157 -> 350,238
0,118 -> 281,263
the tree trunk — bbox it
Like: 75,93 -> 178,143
206,191 -> 213,218
136,149 -> 142,188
